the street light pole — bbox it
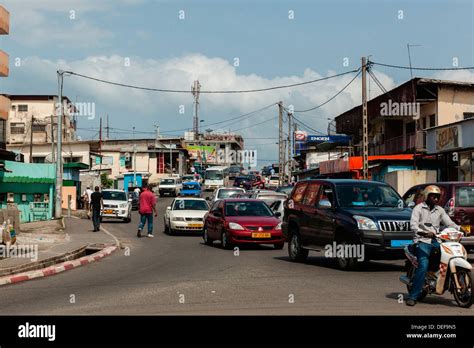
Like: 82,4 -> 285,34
55,70 -> 64,218
133,126 -> 137,186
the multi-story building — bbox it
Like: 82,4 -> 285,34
336,78 -> 474,157
5,95 -> 77,153
0,5 -> 13,159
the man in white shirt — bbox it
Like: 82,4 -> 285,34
83,186 -> 93,215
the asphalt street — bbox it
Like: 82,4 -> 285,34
1,191 -> 474,315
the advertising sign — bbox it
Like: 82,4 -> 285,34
436,126 -> 460,152
186,145 -> 217,163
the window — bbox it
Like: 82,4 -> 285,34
18,104 -> 28,112
10,122 -> 25,134
32,124 -> 46,132
32,157 -> 46,163
456,186 -> 474,207
64,157 -> 82,163
0,119 -> 5,143
429,114 -> 436,127
302,183 -> 320,206
292,182 -> 308,204
317,185 -> 334,208
463,112 -> 474,120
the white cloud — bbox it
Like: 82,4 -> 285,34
5,53 -> 396,164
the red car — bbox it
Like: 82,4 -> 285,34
203,199 -> 285,249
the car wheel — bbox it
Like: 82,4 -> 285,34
203,227 -> 214,246
288,231 -> 308,262
274,243 -> 284,250
164,218 -> 169,234
335,237 -> 362,271
221,231 -> 233,250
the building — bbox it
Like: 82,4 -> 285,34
4,95 -> 77,154
426,117 -> 474,181
336,78 -> 474,157
0,5 -> 13,160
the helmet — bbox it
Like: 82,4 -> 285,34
423,185 -> 441,200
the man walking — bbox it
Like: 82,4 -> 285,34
90,186 -> 103,232
137,185 -> 157,238
83,186 -> 93,216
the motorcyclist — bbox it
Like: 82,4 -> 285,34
406,185 -> 462,306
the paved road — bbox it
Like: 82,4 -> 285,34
1,192 -> 473,315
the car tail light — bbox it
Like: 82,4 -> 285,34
445,198 -> 455,217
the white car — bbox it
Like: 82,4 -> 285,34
164,198 -> 209,235
266,175 -> 280,189
158,177 -> 182,197
101,189 -> 132,223
209,187 -> 245,204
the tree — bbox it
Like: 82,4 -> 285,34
100,173 -> 113,189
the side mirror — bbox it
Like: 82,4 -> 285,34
205,197 -> 210,201
128,198 -> 132,202
318,199 -> 332,208
408,201 -> 415,208
274,211 -> 282,217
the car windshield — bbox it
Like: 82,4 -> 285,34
102,191 -> 127,201
336,184 -> 403,208
205,171 -> 223,180
218,189 -> 243,198
456,186 -> 474,207
225,201 -> 274,217
161,179 -> 175,185
182,176 -> 194,181
183,183 -> 199,190
173,200 -> 208,210
229,166 -> 241,173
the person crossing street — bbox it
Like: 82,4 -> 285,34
137,185 -> 158,238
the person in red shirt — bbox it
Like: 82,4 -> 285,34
137,185 -> 157,238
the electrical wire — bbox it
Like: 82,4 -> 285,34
61,69 -> 360,94
369,61 -> 474,71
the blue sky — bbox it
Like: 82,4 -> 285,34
1,0 -> 473,165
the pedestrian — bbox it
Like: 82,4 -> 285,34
83,186 -> 93,217
90,186 -> 103,232
134,186 -> 141,196
137,184 -> 157,238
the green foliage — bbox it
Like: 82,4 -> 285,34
100,173 -> 113,188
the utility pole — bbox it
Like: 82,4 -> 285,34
361,57 -> 369,180
407,43 -> 421,170
29,115 -> 34,163
99,116 -> 102,179
50,115 -> 55,163
278,101 -> 284,186
169,140 -> 173,174
55,70 -> 65,219
132,126 -> 136,186
192,80 -> 201,140
287,112 -> 292,183
106,114 -> 109,140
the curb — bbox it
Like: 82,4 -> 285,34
0,245 -> 118,286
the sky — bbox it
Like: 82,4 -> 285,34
1,0 -> 473,166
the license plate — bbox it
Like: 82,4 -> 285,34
252,233 -> 271,238
462,225 -> 471,236
188,223 -> 203,228
391,240 -> 412,248
104,209 -> 113,214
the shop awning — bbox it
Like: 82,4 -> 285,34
0,160 -> 56,184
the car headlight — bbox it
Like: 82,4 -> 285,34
172,217 -> 185,221
275,222 -> 282,230
353,215 -> 378,230
228,222 -> 245,230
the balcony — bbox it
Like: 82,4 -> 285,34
0,6 -> 9,35
0,50 -> 9,77
369,131 -> 426,155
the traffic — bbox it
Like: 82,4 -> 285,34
148,166 -> 474,309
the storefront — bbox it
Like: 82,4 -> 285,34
0,160 -> 55,222
426,118 -> 474,182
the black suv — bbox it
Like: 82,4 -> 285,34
282,179 -> 413,270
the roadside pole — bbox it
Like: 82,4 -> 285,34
55,70 -> 64,219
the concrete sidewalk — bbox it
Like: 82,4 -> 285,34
0,216 -> 117,277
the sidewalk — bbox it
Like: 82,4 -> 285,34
0,216 -> 118,278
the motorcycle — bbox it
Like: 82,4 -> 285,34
400,223 -> 473,308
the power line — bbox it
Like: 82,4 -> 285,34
369,61 -> 474,71
288,69 -> 361,113
62,69 -> 360,94
230,115 -> 278,132
291,114 -> 325,135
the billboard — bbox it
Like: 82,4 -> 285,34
186,145 -> 217,164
